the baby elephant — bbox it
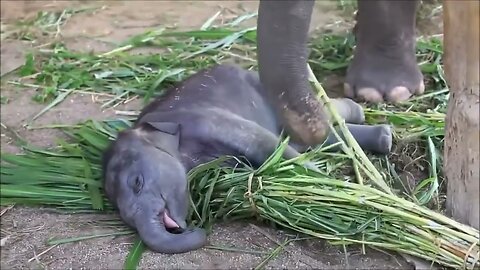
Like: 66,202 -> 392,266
101,64 -> 392,254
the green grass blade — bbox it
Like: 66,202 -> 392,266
124,236 -> 146,270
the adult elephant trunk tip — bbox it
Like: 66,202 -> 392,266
281,100 -> 331,146
257,0 -> 330,146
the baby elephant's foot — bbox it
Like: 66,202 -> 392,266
330,98 -> 365,124
375,124 -> 393,155
323,123 -> 393,155
349,123 -> 392,155
344,44 -> 425,103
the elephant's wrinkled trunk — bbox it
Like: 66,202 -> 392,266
135,208 -> 207,254
257,0 -> 330,147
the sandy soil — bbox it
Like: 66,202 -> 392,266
1,1 -> 442,269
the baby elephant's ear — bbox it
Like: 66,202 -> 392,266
143,121 -> 181,152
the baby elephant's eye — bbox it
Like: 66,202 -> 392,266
131,175 -> 144,194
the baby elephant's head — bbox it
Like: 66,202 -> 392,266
101,121 -> 206,254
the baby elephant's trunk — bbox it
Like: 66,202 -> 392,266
135,208 -> 207,254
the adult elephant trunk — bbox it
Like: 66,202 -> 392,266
134,207 -> 207,254
257,0 -> 329,147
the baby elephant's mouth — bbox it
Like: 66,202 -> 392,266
162,209 -> 184,234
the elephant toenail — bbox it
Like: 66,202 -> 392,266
343,83 -> 355,98
416,81 -> 425,95
386,86 -> 411,102
357,88 -> 383,103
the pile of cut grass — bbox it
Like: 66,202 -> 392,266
2,8 -> 470,270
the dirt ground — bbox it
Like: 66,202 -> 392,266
0,1 -> 443,269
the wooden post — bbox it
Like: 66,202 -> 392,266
443,0 -> 479,230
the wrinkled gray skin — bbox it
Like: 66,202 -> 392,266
257,0 -> 424,147
102,64 -> 392,254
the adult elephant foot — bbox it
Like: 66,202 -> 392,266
344,0 -> 425,103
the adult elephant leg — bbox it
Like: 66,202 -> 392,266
257,0 -> 330,147
344,0 -> 424,103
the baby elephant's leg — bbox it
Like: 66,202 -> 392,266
327,98 -> 392,155
323,123 -> 392,155
203,109 -> 320,172
330,98 -> 365,124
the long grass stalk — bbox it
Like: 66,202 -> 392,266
306,64 -> 391,194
